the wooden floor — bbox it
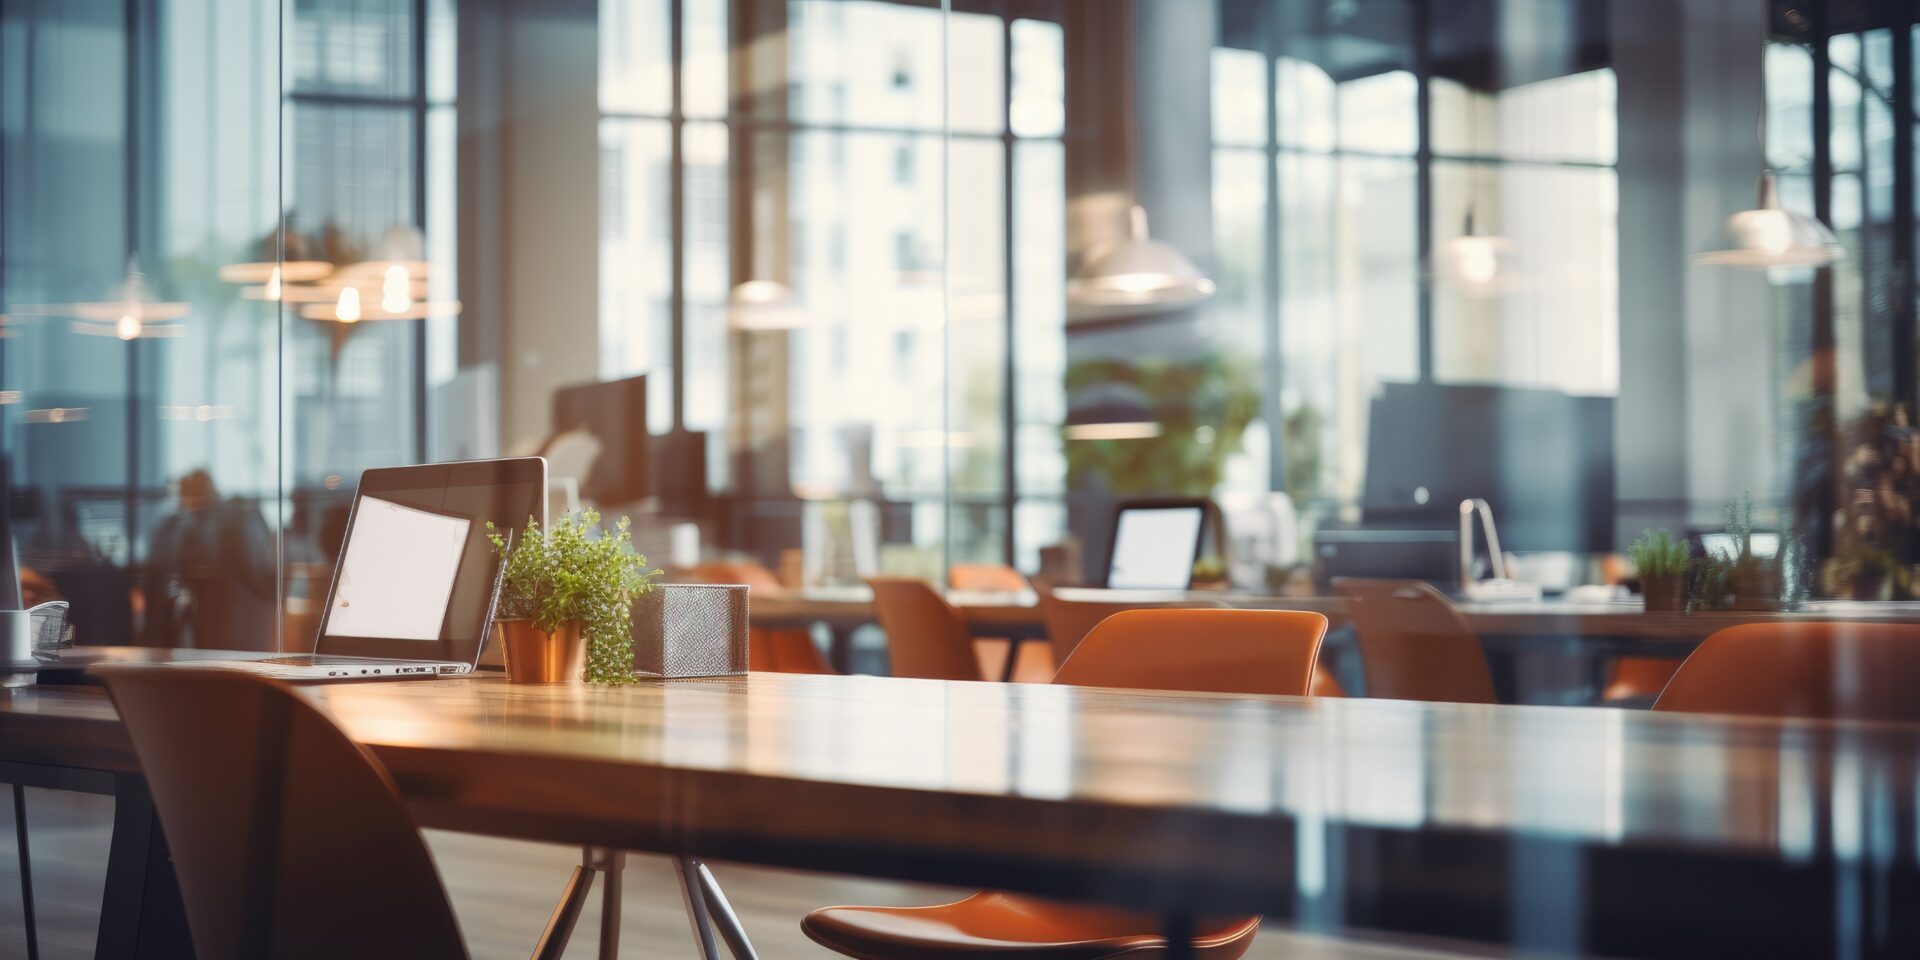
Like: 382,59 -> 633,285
0,787 -> 1498,960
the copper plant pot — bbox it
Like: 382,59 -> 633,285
495,619 -> 585,683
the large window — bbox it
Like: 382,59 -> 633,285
599,0 -> 1067,573
1213,20 -> 1618,513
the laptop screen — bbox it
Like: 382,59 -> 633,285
1106,504 -> 1206,590
315,459 -> 547,663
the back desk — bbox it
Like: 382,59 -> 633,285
752,587 -> 1920,664
4,659 -> 1920,957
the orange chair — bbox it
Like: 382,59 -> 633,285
948,563 -> 1030,593
1601,656 -> 1681,703
952,564 -> 1052,681
686,562 -> 837,674
94,665 -> 587,959
1332,579 -> 1497,704
1036,592 -> 1179,665
867,577 -> 984,681
1653,622 -> 1920,721
804,608 -> 1328,960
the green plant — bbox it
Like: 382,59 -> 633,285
1627,529 -> 1689,578
1062,354 -> 1260,496
488,510 -> 660,684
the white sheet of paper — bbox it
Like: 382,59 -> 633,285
327,496 -> 471,641
1107,507 -> 1205,590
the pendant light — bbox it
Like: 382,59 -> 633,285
1065,381 -> 1162,441
1066,6 -> 1214,320
729,189 -> 805,331
66,258 -> 189,340
1434,207 -> 1519,295
1696,44 -> 1842,269
1432,89 -> 1518,294
1068,205 -> 1217,314
1694,170 -> 1842,268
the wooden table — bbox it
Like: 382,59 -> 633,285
755,587 -> 1920,672
5,658 -> 1920,957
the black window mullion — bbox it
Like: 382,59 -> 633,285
1413,0 -> 1433,383
999,8 -> 1017,566
669,0 -> 688,431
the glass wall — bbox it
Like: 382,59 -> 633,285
5,0 -> 1919,651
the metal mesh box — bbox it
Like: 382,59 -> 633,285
631,583 -> 750,678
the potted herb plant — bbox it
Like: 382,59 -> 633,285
1628,529 -> 1690,612
487,510 -> 660,684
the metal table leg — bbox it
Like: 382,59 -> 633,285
675,856 -> 722,960
13,783 -> 36,960
95,775 -> 191,960
694,860 -> 758,960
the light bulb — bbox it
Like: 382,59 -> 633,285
116,314 -> 142,341
264,265 -> 282,301
335,287 -> 362,324
1456,239 -> 1500,286
381,264 -> 412,314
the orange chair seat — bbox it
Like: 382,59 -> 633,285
804,893 -> 1260,960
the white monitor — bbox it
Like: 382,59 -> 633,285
1106,502 -> 1208,590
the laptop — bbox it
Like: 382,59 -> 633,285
183,457 -> 548,681
1105,500 -> 1210,590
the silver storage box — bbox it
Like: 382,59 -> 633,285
632,583 -> 750,678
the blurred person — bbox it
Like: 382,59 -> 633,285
144,469 -> 276,650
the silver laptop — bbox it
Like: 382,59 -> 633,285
187,457 -> 548,681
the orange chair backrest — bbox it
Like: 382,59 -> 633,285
1654,622 -> 1920,721
95,665 -> 466,959
948,563 -> 1030,593
682,561 -> 787,593
1333,579 -> 1497,704
1036,594 -> 1204,664
1053,608 -> 1327,696
867,577 -> 982,681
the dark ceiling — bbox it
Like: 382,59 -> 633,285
1218,0 -> 1610,91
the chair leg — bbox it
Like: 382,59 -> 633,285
694,860 -> 759,960
531,863 -> 595,960
675,856 -> 723,960
13,784 -> 37,960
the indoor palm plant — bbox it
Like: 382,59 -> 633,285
487,510 -> 660,684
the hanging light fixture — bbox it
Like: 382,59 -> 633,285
1431,85 -> 1518,295
729,189 -> 806,331
1065,8 -> 1213,321
1696,42 -> 1842,270
727,279 -> 804,331
1433,206 -> 1519,295
64,258 -> 189,340
220,214 -> 336,300
1064,381 -> 1162,441
1068,205 -> 1217,314
1694,170 -> 1843,268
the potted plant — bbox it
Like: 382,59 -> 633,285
487,510 -> 659,684
1628,529 -> 1690,612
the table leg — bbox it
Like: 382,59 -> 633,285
694,860 -> 759,960
998,636 -> 1026,682
1161,911 -> 1195,960
676,856 -> 722,960
595,849 -> 623,960
532,863 -> 595,960
95,775 -> 191,960
13,783 -> 37,960
826,626 -> 854,674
